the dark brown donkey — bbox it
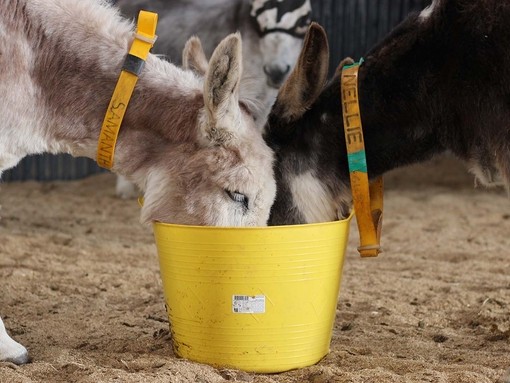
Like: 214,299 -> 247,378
266,0 -> 510,225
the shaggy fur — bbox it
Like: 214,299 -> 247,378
113,0 -> 310,198
266,0 -> 510,225
0,0 -> 276,364
0,0 -> 275,227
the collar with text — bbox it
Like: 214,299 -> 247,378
96,10 -> 158,170
340,58 -> 384,257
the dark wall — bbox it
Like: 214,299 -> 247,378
2,0 -> 430,182
312,0 -> 430,73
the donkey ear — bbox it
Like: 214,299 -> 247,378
271,22 -> 329,122
182,36 -> 208,76
334,57 -> 355,78
202,32 -> 243,144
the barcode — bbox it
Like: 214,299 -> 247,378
232,294 -> 266,314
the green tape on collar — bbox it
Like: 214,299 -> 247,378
342,57 -> 364,70
348,150 -> 368,173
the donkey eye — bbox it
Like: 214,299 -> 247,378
226,190 -> 249,209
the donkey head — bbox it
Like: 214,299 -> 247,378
264,23 -> 352,225
142,33 -> 276,227
250,0 -> 312,88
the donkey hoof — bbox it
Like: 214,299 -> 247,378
5,349 -> 30,365
0,329 -> 30,365
0,343 -> 30,365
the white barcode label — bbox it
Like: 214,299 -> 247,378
232,295 -> 265,314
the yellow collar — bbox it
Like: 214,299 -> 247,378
340,60 -> 384,257
96,10 -> 158,169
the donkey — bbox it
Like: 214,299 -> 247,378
265,0 -> 510,226
0,0 -> 276,364
115,0 -> 311,102
113,0 -> 312,198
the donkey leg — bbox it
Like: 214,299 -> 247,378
0,316 -> 29,364
115,175 -> 139,199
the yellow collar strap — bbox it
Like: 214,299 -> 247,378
96,10 -> 158,169
340,59 -> 383,257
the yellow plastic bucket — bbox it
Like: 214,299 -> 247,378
152,212 -> 352,373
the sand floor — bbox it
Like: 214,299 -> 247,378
1,154 -> 509,383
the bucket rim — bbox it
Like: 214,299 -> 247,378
152,211 -> 354,230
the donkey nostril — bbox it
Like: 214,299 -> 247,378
264,65 -> 291,87
263,65 -> 274,78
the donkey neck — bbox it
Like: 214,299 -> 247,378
9,0 -> 203,183
339,18 -> 447,178
297,67 -> 442,187
355,60 -> 444,178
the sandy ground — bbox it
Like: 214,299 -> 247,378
0,154 -> 509,383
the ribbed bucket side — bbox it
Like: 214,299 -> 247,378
153,217 -> 352,373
